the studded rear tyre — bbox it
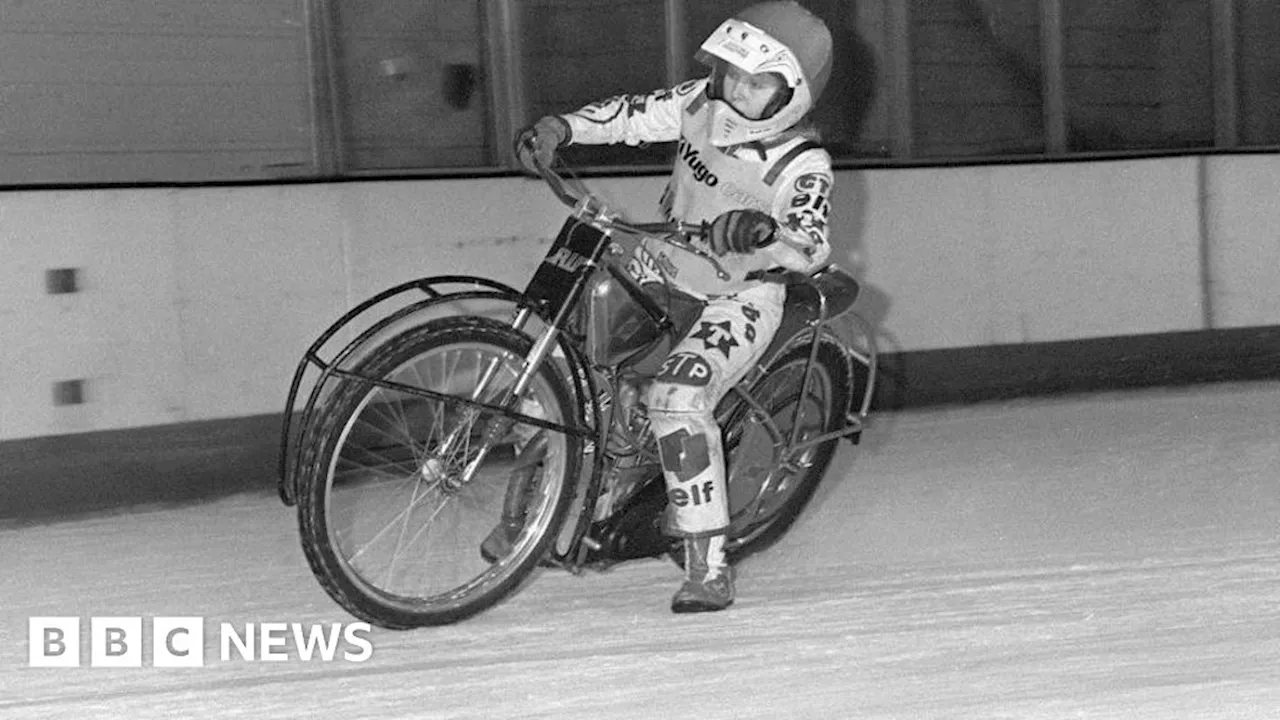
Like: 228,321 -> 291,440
718,341 -> 859,561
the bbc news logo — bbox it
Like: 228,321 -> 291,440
28,617 -> 373,667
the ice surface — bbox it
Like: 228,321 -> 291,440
2,382 -> 1277,719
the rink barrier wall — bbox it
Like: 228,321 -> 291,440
2,152 -> 1279,518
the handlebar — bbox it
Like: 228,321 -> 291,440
529,154 -> 732,280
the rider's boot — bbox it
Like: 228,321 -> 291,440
478,515 -> 521,564
671,534 -> 735,613
479,431 -> 548,563
647,372 -> 738,612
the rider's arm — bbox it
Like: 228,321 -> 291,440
556,79 -> 706,147
760,150 -> 835,273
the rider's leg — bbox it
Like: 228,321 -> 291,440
480,365 -> 556,562
479,429 -> 548,562
646,284 -> 783,612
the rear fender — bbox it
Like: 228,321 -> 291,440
754,265 -> 875,443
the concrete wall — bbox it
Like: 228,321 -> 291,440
2,153 -> 1278,441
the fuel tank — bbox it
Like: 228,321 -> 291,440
580,271 -> 666,369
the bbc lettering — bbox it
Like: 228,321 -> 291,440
29,617 -> 373,667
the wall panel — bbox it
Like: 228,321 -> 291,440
0,191 -> 184,436
1205,155 -> 1280,328
910,0 -> 1046,157
1,154 -> 1275,440
1062,0 -> 1214,151
1236,0 -> 1280,145
333,0 -> 489,170
0,0 -> 311,184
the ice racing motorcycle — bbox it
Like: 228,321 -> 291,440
277,158 -> 878,628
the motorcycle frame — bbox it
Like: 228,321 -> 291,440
277,201 -> 878,573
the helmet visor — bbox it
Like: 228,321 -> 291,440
695,17 -> 805,90
702,60 -> 792,120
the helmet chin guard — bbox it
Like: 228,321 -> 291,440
695,3 -> 832,147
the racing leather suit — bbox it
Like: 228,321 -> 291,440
557,77 -> 835,537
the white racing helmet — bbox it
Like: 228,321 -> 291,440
695,1 -> 833,146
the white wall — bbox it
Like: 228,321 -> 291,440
1205,154 -> 1280,328
850,158 -> 1206,351
2,154 -> 1277,441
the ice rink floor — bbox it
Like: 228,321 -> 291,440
2,381 -> 1277,719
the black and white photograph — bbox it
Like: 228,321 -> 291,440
2,1 -> 1278,718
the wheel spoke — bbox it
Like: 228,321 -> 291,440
395,490 -> 456,569
721,345 -> 851,560
299,318 -> 578,627
345,474 -> 442,565
379,473 -> 435,584
357,391 -> 421,451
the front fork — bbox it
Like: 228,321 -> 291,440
426,306 -> 562,488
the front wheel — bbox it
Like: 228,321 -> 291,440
718,341 -> 860,561
296,316 -> 581,628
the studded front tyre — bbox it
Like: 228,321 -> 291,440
296,316 -> 581,628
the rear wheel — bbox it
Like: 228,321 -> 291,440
718,341 -> 857,561
296,316 -> 580,628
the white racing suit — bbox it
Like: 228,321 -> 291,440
558,78 -> 835,538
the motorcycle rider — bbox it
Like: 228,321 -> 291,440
515,1 -> 835,612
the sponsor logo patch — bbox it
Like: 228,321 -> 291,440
657,428 -> 711,482
783,171 -> 833,251
691,320 -> 739,359
626,247 -> 665,285
655,351 -> 713,387
545,246 -> 587,273
678,136 -> 719,187
668,479 -> 717,508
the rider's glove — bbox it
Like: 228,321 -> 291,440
514,116 -> 570,173
706,209 -> 778,256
